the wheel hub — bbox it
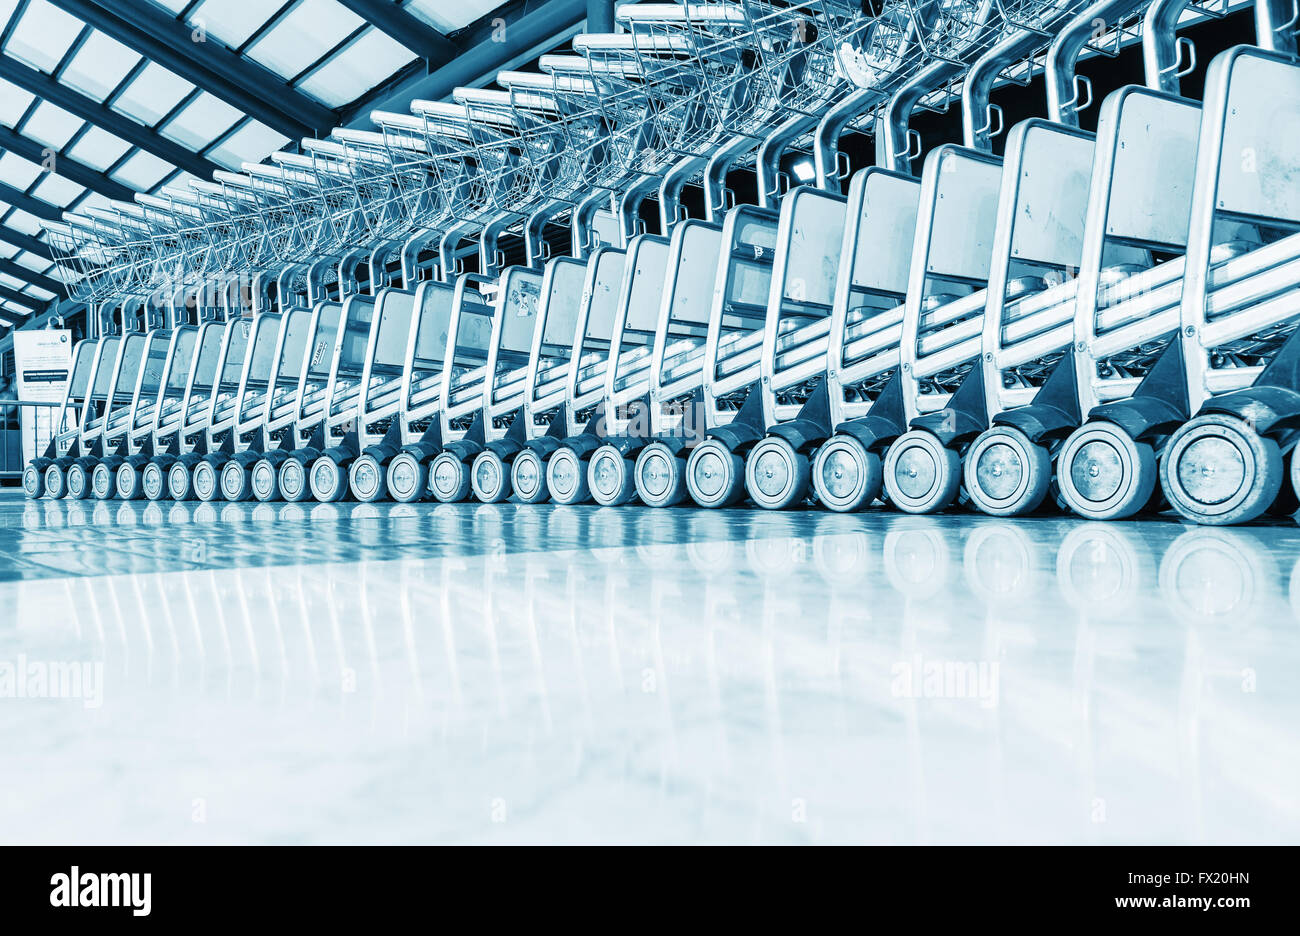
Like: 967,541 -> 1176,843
432,458 -> 459,496
1070,439 -> 1123,501
821,447 -> 859,499
1177,436 -> 1245,505
550,453 -> 577,495
514,455 -> 539,495
753,449 -> 789,497
640,451 -> 670,497
390,457 -> 417,497
693,450 -> 726,498
252,463 -> 275,498
475,457 -> 499,495
975,442 -> 1023,500
591,453 -> 618,495
354,459 -> 378,497
280,462 -> 303,498
194,464 -> 214,499
894,446 -> 936,499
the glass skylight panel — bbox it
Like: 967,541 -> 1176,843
186,0 -> 276,51
26,284 -> 55,301
0,243 -> 15,260
159,92 -> 242,150
59,31 -> 143,103
298,28 -> 417,108
30,172 -> 83,207
403,0 -> 500,32
0,152 -> 44,191
110,150 -> 174,191
246,0 -> 362,81
147,0 -> 190,13
0,272 -> 23,290
9,252 -> 48,273
3,0 -> 84,74
2,211 -> 42,237
71,192 -> 109,215
21,101 -> 84,151
0,78 -> 35,127
207,121 -> 290,172
65,126 -> 133,172
111,62 -> 195,127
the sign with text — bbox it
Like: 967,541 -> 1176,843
13,329 -> 72,466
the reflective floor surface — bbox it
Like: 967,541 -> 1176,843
1,488 -> 1298,844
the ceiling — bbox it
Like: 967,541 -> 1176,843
0,0 -> 583,333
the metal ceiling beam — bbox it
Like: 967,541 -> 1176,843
343,0 -> 589,128
0,54 -> 224,183
334,0 -> 460,65
0,225 -> 55,260
0,181 -> 64,223
0,259 -> 66,297
0,284 -> 44,311
45,0 -> 335,140
0,125 -> 135,202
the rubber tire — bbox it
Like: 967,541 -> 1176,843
43,464 -> 66,499
811,434 -> 882,512
221,461 -> 253,502
511,449 -> 549,504
91,462 -> 117,500
276,456 -> 311,503
386,451 -> 429,504
349,454 -> 388,503
192,461 -> 220,502
168,461 -> 195,501
962,425 -> 1053,517
634,442 -> 688,508
685,438 -> 746,508
250,459 -> 282,502
142,462 -> 169,502
310,456 -> 349,503
882,430 -> 962,514
429,452 -> 472,503
23,463 -> 44,499
744,436 -> 811,510
588,446 -> 638,506
546,447 -> 590,505
1160,413 -> 1282,526
65,462 -> 91,500
1056,420 -> 1157,520
471,451 -> 512,504
117,462 -> 144,500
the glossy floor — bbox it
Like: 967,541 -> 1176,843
1,489 -> 1297,844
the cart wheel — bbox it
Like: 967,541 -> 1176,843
744,436 -> 811,510
686,439 -> 745,508
963,425 -> 1052,517
221,461 -> 252,502
546,447 -> 590,505
117,463 -> 142,500
44,463 -> 66,499
511,449 -> 549,504
471,451 -> 512,504
589,445 -> 638,506
1161,413 -> 1282,526
23,463 -> 44,499
310,455 -> 348,502
192,461 -> 220,502
92,463 -> 117,500
142,462 -> 168,501
349,454 -> 388,503
429,452 -> 471,502
811,435 -> 881,512
882,430 -> 961,514
65,463 -> 90,500
277,456 -> 311,503
168,462 -> 194,501
386,452 -> 428,503
635,442 -> 687,507
1056,421 -> 1156,520
251,458 -> 282,502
